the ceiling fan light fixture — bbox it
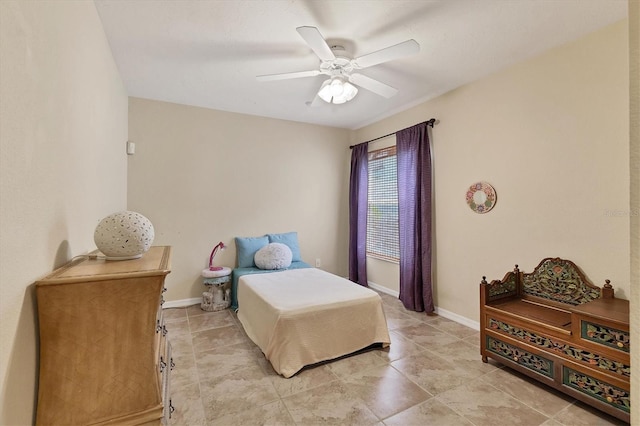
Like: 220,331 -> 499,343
318,77 -> 358,104
330,79 -> 344,96
317,79 -> 333,103
341,81 -> 358,101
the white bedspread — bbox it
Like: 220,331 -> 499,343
237,268 -> 390,378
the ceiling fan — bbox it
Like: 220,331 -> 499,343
256,26 -> 420,105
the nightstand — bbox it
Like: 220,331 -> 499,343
201,267 -> 232,311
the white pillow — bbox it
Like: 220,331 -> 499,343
254,243 -> 292,270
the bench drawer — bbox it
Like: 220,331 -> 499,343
562,366 -> 630,415
580,321 -> 629,353
485,335 -> 554,379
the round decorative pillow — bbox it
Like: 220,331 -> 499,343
254,243 -> 292,270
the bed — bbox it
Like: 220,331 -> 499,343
231,232 -> 391,377
236,267 -> 391,378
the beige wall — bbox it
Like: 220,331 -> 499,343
128,98 -> 350,302
0,2 -> 635,424
0,1 -> 128,423
354,21 -> 631,323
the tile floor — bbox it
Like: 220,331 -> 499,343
163,293 -> 626,425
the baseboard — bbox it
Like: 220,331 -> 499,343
163,297 -> 201,309
368,281 -> 399,296
164,284 -> 481,331
435,306 -> 480,331
368,280 -> 480,331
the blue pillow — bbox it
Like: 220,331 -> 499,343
235,236 -> 269,268
267,232 -> 302,262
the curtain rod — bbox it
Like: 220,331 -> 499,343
349,118 -> 436,149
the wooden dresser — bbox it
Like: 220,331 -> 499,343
35,246 -> 173,425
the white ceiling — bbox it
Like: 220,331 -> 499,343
94,0 -> 627,130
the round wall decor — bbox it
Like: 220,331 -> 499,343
466,182 -> 497,214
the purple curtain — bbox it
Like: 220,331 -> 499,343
348,143 -> 369,286
397,122 -> 434,313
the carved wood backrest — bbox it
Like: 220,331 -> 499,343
522,258 -> 602,306
484,269 -> 519,303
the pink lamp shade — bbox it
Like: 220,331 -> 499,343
208,241 -> 226,271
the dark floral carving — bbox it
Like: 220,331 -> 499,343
582,322 -> 630,353
489,319 -> 630,377
486,336 -> 553,377
488,273 -> 517,300
564,368 -> 630,413
522,259 -> 601,305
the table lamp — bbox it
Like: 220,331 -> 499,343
208,241 -> 226,271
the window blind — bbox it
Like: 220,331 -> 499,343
367,146 -> 399,262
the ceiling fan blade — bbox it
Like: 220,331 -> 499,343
349,73 -> 398,98
256,69 -> 321,82
352,39 -> 420,69
296,26 -> 336,61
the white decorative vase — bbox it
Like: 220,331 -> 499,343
94,211 -> 155,260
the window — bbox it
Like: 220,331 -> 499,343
366,146 -> 399,262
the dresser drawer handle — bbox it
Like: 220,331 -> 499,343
162,325 -> 168,336
159,356 -> 166,373
513,356 -> 519,362
606,396 -> 614,403
169,400 -> 175,418
156,320 -> 162,334
170,357 -> 175,370
616,342 -> 624,348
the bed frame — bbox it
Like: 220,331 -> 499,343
479,258 -> 630,422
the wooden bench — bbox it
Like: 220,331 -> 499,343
479,258 -> 630,422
